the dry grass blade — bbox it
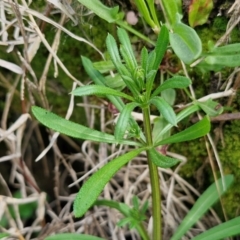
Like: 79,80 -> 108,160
0,59 -> 23,74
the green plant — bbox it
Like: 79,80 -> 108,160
31,0 -> 240,239
32,23 -> 211,238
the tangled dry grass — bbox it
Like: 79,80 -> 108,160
0,0 -> 240,239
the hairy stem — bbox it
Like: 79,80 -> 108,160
143,106 -> 162,240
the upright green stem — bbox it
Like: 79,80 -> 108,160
142,106 -> 162,240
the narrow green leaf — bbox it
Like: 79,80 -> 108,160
95,199 -> 130,216
171,175 -> 234,240
106,33 -> 131,77
133,67 -> 145,91
205,54 -> 240,68
115,102 -> 139,141
196,60 -> 223,72
152,76 -> 191,97
80,57 -> 143,143
77,0 -> 122,23
153,25 -> 169,71
146,50 -> 156,73
104,73 -> 126,90
152,117 -> 170,143
119,46 -> 136,73
146,25 -> 169,100
192,216 -> 240,240
117,28 -> 138,71
149,148 -> 179,168
188,0 -> 213,27
74,147 -> 146,217
141,47 -> 148,73
45,233 -> 104,240
122,75 -> 140,96
175,0 -> 183,15
170,22 -> 202,64
146,70 -> 157,99
146,70 -> 157,82
161,0 -> 179,25
106,33 -> 122,65
32,106 -> 140,146
197,99 -> 223,117
81,56 -> 125,111
145,0 -> 160,30
155,116 -> 210,146
118,218 -> 131,227
134,0 -> 157,29
132,195 -> 139,209
95,199 -> 150,240
81,56 -> 108,85
72,85 -> 134,101
140,199 -> 149,215
93,60 -> 115,73
150,96 -> 177,126
161,88 -> 176,106
154,105 -> 200,143
202,44 -> 240,69
211,43 -> 240,55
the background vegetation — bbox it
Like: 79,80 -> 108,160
0,0 -> 240,239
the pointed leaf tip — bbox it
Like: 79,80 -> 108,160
74,148 -> 146,218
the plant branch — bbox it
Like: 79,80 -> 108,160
143,106 -> 162,240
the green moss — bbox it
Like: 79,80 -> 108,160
221,187 -> 240,218
212,16 -> 228,33
171,114 -> 240,218
195,17 -> 226,53
219,120 -> 240,177
171,133 -> 206,178
215,119 -> 240,218
230,27 -> 240,43
22,0 -> 46,9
